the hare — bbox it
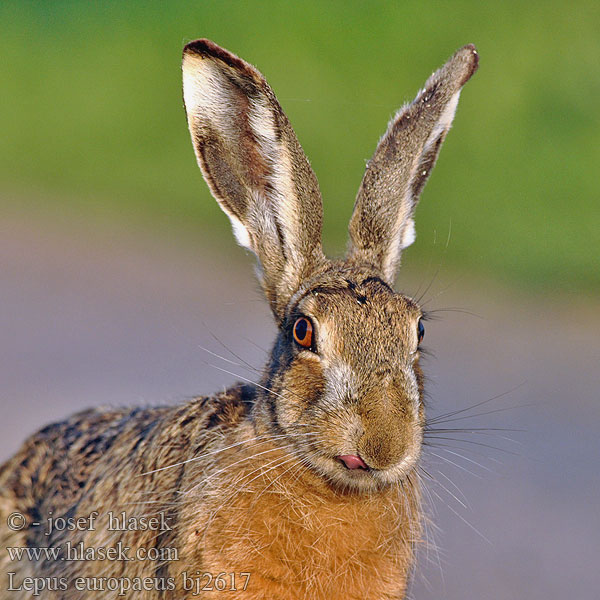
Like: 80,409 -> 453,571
0,39 -> 478,599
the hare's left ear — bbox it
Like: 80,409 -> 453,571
347,45 -> 479,283
182,39 -> 326,320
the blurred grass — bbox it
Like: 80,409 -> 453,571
1,0 -> 598,292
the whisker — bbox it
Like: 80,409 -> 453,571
429,446 -> 493,473
423,435 -> 520,457
241,335 -> 270,355
182,446 -> 292,496
426,382 -> 527,425
139,431 -> 313,476
424,441 -> 503,466
419,273 -> 467,309
140,434 -> 272,476
423,307 -> 483,319
426,426 -> 523,433
200,319 -> 262,374
415,220 -> 453,306
198,344 -> 261,375
426,451 -> 483,479
206,361 -> 332,414
421,468 -> 469,510
427,487 -> 491,545
430,402 -> 534,426
412,228 -> 438,301
203,363 -> 289,401
433,468 -> 472,509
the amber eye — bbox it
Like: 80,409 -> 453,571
293,317 -> 313,349
417,319 -> 425,345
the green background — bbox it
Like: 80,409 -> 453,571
1,0 -> 598,293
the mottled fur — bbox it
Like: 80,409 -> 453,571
0,40 -> 478,599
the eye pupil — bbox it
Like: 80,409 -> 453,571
295,319 -> 307,340
417,319 -> 425,344
293,317 -> 313,348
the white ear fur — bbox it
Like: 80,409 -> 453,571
229,213 -> 252,250
182,57 -> 222,117
399,218 -> 416,250
427,89 -> 461,147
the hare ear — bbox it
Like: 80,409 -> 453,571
347,45 -> 479,283
182,39 -> 326,320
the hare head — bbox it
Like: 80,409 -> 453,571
182,40 -> 478,493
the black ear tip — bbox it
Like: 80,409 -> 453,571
456,43 -> 480,84
183,38 -> 216,57
462,44 -> 479,68
182,39 -> 259,81
183,38 -> 245,67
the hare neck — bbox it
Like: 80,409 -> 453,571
178,431 -> 421,600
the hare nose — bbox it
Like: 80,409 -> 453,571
337,454 -> 368,470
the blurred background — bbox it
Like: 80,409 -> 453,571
1,1 -> 598,598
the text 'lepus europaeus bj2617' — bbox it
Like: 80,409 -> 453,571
0,39 -> 478,599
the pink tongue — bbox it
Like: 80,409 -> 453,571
337,454 -> 368,470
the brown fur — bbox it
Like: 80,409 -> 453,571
0,40 -> 478,599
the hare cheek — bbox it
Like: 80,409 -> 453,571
404,367 -> 421,413
277,356 -> 325,427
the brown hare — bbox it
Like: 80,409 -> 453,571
0,39 -> 478,599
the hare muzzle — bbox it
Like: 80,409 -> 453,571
358,385 -> 420,472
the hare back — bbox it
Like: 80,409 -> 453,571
0,386 -> 252,599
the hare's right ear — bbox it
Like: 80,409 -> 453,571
347,45 -> 479,284
182,39 -> 326,321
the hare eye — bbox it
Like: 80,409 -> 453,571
293,317 -> 313,349
417,319 -> 425,345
